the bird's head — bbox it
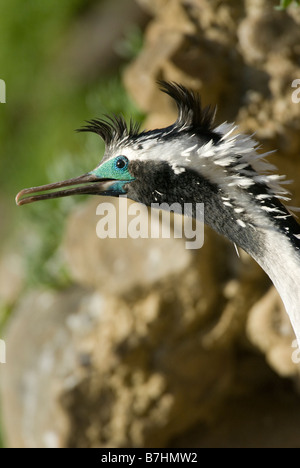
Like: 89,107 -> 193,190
15,82 -> 218,209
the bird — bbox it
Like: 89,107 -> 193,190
16,81 -> 300,345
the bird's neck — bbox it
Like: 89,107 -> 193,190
143,165 -> 300,343
254,227 -> 300,343
188,174 -> 300,345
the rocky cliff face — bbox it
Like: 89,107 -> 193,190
1,0 -> 300,448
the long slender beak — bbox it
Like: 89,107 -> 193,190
15,173 -> 116,206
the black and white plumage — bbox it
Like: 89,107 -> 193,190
16,81 -> 300,344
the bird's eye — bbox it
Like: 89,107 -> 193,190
115,156 -> 129,170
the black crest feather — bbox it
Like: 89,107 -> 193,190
77,115 -> 141,148
77,81 -> 217,148
158,81 -> 216,133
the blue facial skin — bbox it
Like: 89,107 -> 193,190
89,155 -> 135,195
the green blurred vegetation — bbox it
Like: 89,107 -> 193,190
0,0 -> 145,289
276,0 -> 300,8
